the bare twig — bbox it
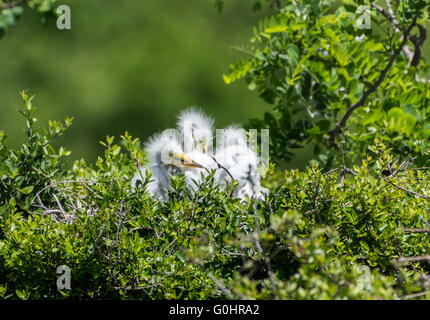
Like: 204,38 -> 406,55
401,291 -> 430,300
343,167 -> 357,176
327,16 -> 418,145
211,155 -> 237,198
371,2 -> 415,65
206,272 -> 235,299
53,194 -> 66,218
394,255 -> 430,264
384,177 -> 429,200
388,156 -> 417,177
411,167 -> 430,171
400,228 -> 430,234
211,155 -> 235,182
114,284 -> 158,292
0,0 -> 28,9
371,2 -> 402,32
31,179 -> 97,205
409,24 -> 427,67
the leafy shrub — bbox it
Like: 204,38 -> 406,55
223,0 -> 430,168
0,92 -> 429,300
0,0 -> 61,38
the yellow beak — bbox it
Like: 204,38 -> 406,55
173,153 -> 204,168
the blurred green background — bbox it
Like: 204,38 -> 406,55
0,0 -> 286,164
1,1 -> 427,169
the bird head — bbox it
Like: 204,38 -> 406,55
177,107 -> 214,155
216,125 -> 248,150
145,132 -> 204,170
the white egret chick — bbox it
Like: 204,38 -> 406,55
215,125 -> 266,200
131,132 -> 204,201
177,107 -> 214,154
176,108 -> 218,192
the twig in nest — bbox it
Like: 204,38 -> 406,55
0,0 -> 28,10
393,255 -> 430,264
384,177 -> 429,200
211,155 -> 237,198
400,228 -> 430,234
211,155 -> 235,181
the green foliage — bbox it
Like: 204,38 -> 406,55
0,6 -> 23,37
1,94 -> 430,299
224,0 -> 430,167
0,0 -> 61,38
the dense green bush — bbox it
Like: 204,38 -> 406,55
1,93 -> 429,299
1,0 -> 430,301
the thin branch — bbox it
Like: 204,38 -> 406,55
343,167 -> 357,176
0,0 -> 28,10
31,179 -> 97,205
113,284 -> 158,292
211,155 -> 235,182
327,16 -> 418,145
394,255 -> 430,264
385,0 -> 395,20
371,2 -> 401,31
409,24 -> 427,67
411,167 -> 430,171
400,228 -> 430,234
371,2 -> 415,63
401,291 -> 430,300
388,156 -> 417,177
384,177 -> 429,200
206,272 -> 235,299
53,194 -> 66,218
371,1 -> 427,68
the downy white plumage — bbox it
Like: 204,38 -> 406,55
177,107 -> 214,154
177,108 -> 218,191
215,125 -> 267,200
132,108 -> 267,201
131,131 -> 203,201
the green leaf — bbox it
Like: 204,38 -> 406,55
19,186 -> 34,195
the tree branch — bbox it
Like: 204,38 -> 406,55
401,290 -> 430,300
384,177 -> 429,200
394,255 -> 430,264
409,24 -> 427,67
371,2 -> 402,32
371,2 -> 426,68
0,0 -> 28,10
400,228 -> 430,234
327,16 -> 418,145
